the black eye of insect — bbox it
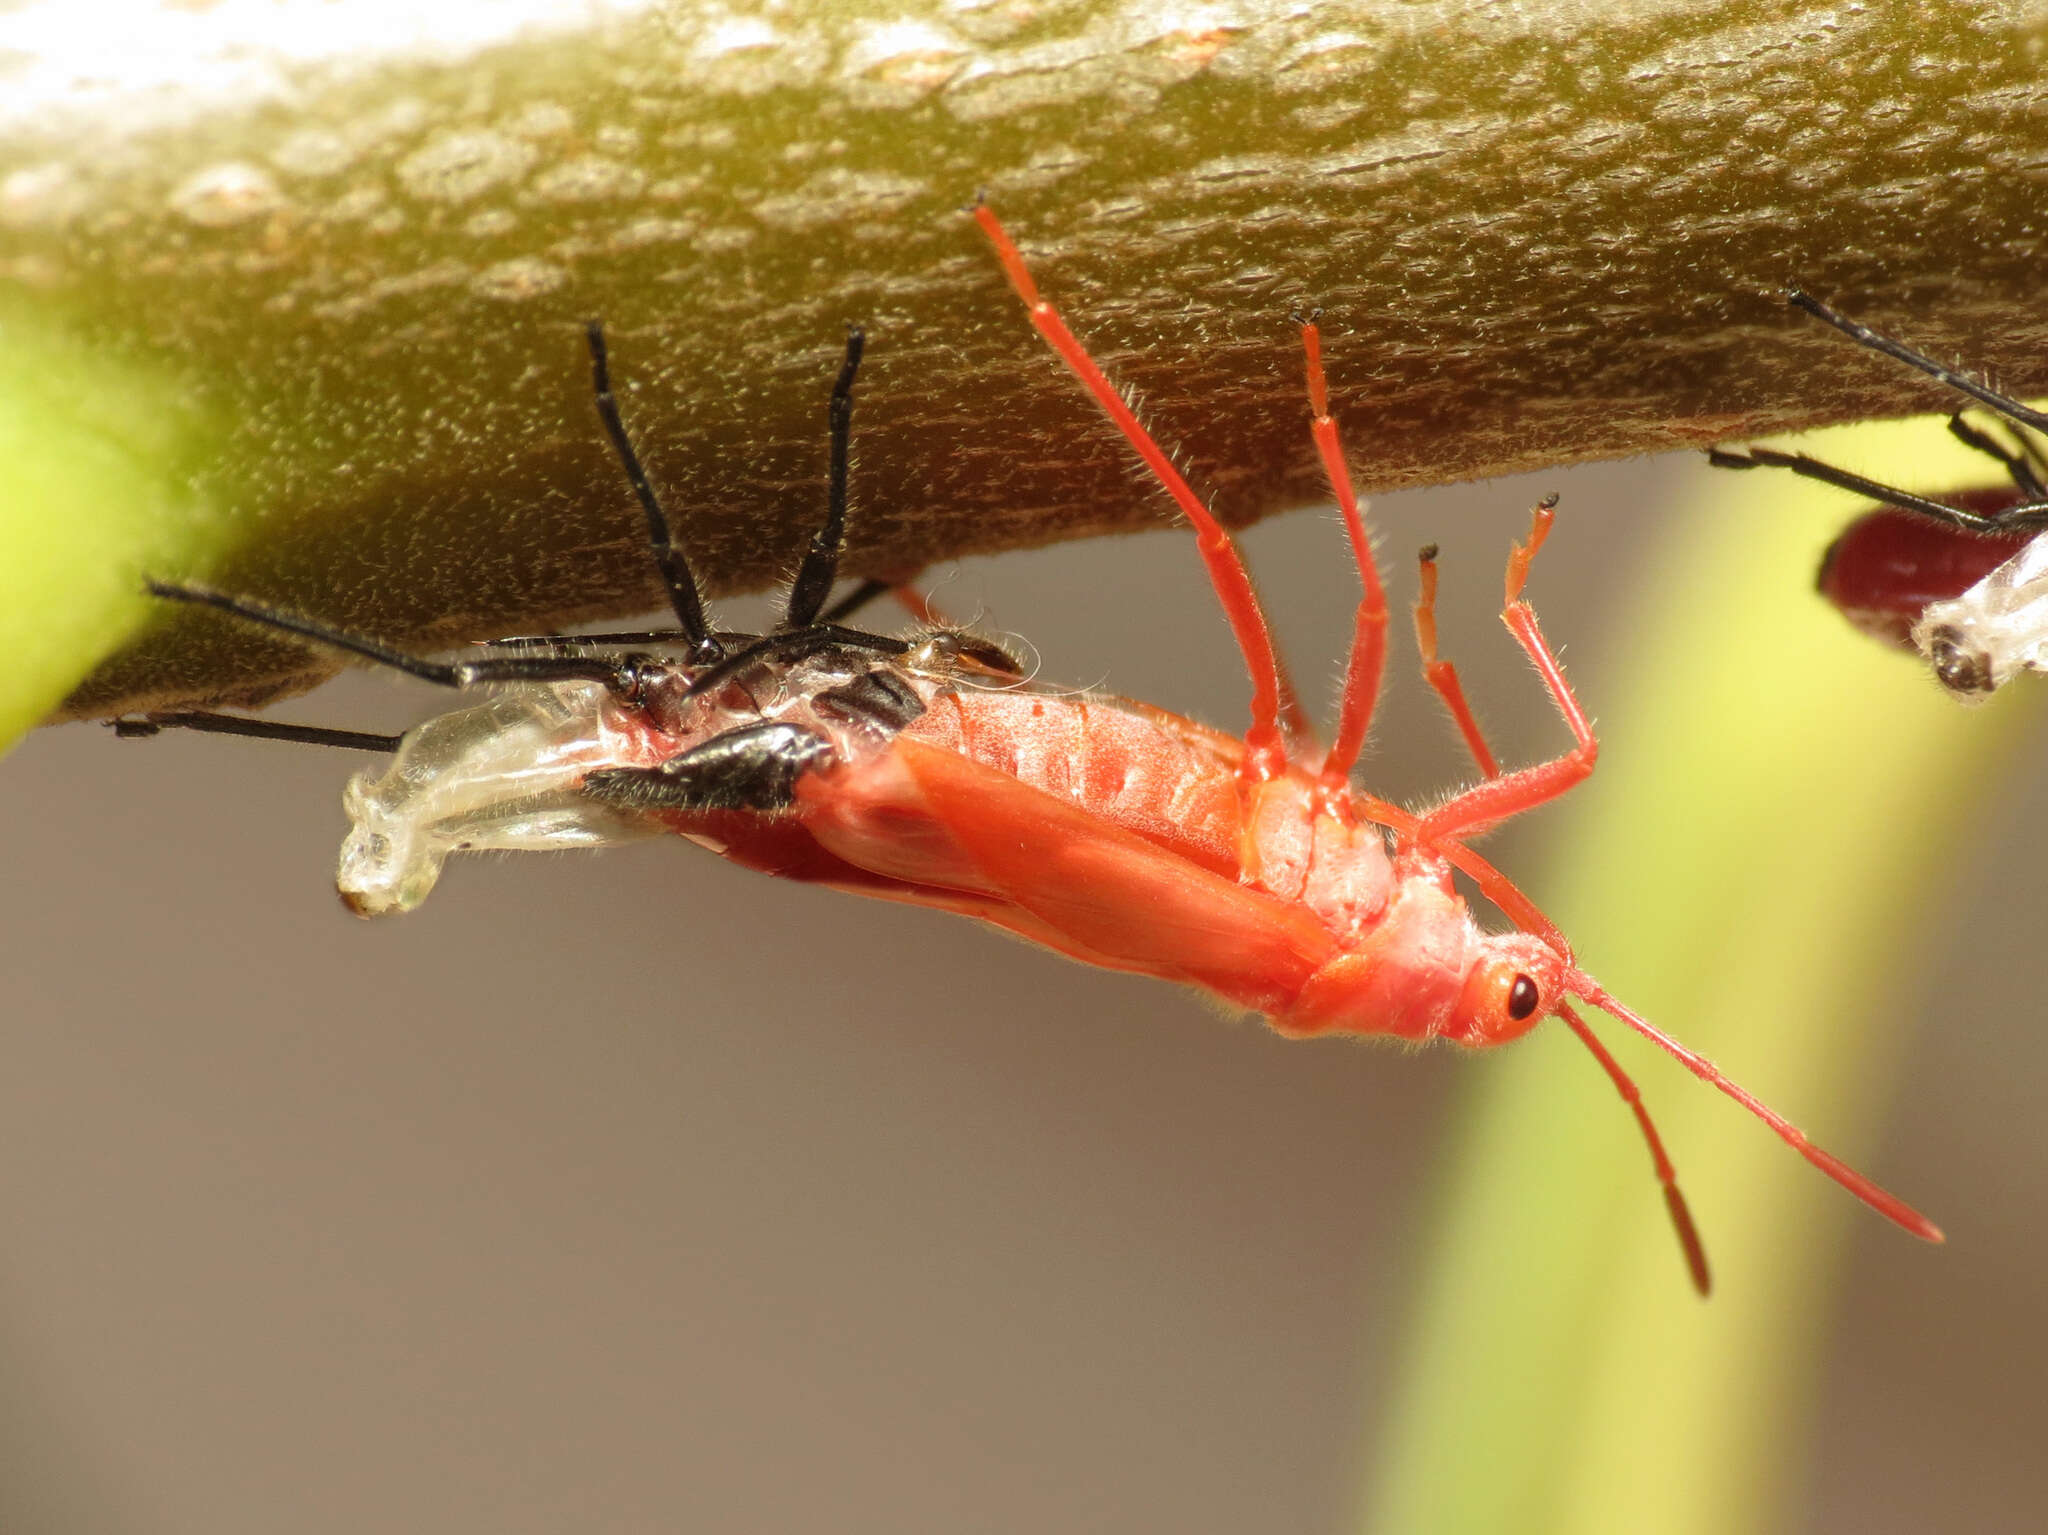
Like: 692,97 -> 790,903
1507,974 -> 1541,1021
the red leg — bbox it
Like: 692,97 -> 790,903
1417,496 -> 1597,843
1270,631 -> 1322,755
892,582 -> 945,627
974,201 -> 1288,783
1335,780 -> 1577,958
1412,544 -> 1502,780
1298,319 -> 1387,793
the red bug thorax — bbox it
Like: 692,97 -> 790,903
1818,499 -> 2034,649
1281,849 -> 1565,1046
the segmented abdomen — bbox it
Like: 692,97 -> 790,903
903,687 -> 1251,879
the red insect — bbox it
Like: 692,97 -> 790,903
1713,291 -> 2048,694
126,206 -> 1943,1293
1816,502 -> 2032,653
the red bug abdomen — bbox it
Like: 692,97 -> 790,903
891,688 -> 1253,879
783,687 -> 1411,1021
801,685 -> 1397,941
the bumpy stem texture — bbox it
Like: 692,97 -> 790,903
1,0 -> 2042,728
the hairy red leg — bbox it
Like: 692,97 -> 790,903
1298,319 -> 1388,794
1556,1002 -> 1712,1294
1436,839 -> 1573,959
1412,543 -> 1502,779
1237,538 -> 1318,752
1411,502 -> 1708,1284
1361,612 -> 1709,1282
1569,977 -> 1945,1244
973,201 -> 1288,782
1417,496 -> 1598,843
1271,642 -> 1322,755
1396,503 -> 1940,1256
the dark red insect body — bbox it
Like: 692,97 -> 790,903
1818,500 -> 2033,650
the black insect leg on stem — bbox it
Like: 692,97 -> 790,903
1711,290 -> 2048,532
1944,414 -> 2048,501
1788,289 -> 2048,434
816,579 -> 891,626
782,325 -> 867,632
1707,446 -> 2048,532
111,712 -> 402,753
142,581 -> 648,691
586,319 -> 723,664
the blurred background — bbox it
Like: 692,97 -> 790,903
7,442 -> 2045,1532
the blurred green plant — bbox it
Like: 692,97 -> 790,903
1362,416 -> 2037,1532
0,299 -> 234,743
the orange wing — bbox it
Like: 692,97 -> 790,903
801,737 -> 1336,1016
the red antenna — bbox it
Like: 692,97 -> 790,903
1570,973 -> 1944,1245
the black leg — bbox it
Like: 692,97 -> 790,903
112,711 -> 402,752
146,581 -> 644,690
1945,413 -> 2048,501
816,578 -> 891,626
1705,449 -> 2048,533
583,722 -> 835,813
681,624 -> 909,702
478,628 -> 748,651
782,326 -> 866,631
1788,289 -> 2048,434
586,321 -> 722,663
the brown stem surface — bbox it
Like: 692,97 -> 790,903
6,0 -> 2042,717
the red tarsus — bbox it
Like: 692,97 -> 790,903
1413,543 -> 1502,779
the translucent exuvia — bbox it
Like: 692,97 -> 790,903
338,682 -> 658,916
1911,531 -> 2048,699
